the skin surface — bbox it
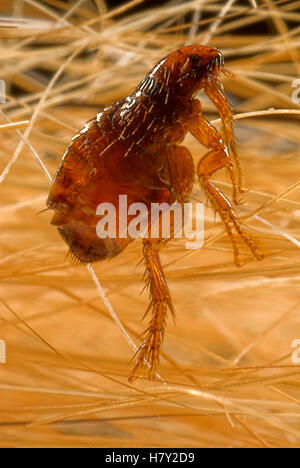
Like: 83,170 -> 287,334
48,45 -> 264,379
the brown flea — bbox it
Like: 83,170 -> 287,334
47,45 -> 264,380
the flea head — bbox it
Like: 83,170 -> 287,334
164,45 -> 225,97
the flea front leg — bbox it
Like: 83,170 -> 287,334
187,104 -> 240,204
131,239 -> 175,379
186,109 -> 264,266
204,75 -> 246,196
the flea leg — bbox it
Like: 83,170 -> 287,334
131,145 -> 194,379
199,171 -> 264,266
187,107 -> 240,204
204,76 -> 247,196
186,111 -> 264,265
165,144 -> 195,203
131,239 -> 175,379
198,150 -> 264,265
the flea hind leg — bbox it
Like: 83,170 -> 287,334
131,145 -> 196,379
131,145 -> 194,379
131,239 -> 175,380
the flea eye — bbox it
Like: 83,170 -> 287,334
190,54 -> 200,62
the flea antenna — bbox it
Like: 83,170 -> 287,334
87,264 -> 164,382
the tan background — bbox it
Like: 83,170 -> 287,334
0,0 -> 300,447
